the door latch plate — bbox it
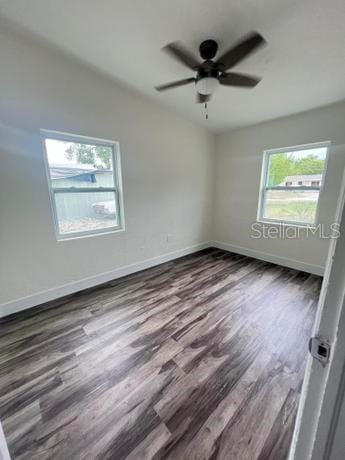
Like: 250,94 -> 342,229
308,336 -> 331,366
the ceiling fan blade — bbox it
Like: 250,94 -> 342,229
219,72 -> 261,87
216,32 -> 266,70
155,77 -> 196,91
163,42 -> 200,70
196,93 -> 211,103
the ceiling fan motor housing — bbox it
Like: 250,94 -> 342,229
199,40 -> 218,61
196,65 -> 219,82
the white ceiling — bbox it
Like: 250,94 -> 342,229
0,0 -> 345,133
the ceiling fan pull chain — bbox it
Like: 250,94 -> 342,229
205,103 -> 208,120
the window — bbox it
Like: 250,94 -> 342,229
42,130 -> 124,239
258,142 -> 329,226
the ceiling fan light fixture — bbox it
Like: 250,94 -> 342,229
195,77 -> 220,96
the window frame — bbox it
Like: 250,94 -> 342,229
41,129 -> 125,240
257,141 -> 330,227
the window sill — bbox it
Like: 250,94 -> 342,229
256,219 -> 317,229
56,226 -> 125,242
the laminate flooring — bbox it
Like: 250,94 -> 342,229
0,249 -> 321,459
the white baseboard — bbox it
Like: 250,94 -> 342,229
210,240 -> 325,276
0,240 -> 324,319
0,242 -> 209,318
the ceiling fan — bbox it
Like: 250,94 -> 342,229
155,31 -> 266,103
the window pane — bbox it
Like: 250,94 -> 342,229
267,146 -> 327,187
45,139 -> 115,188
263,190 -> 319,224
54,191 -> 118,235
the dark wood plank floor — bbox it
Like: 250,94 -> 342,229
0,249 -> 321,460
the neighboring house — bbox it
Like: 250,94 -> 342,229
50,164 -> 115,220
279,174 -> 322,187
50,163 -> 113,188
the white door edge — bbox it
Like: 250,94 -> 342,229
290,151 -> 345,460
0,422 -> 10,460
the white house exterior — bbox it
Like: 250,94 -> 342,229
280,174 -> 322,187
50,164 -> 116,220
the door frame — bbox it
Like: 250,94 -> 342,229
0,422 -> 10,460
289,163 -> 345,459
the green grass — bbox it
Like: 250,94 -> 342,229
264,201 -> 317,223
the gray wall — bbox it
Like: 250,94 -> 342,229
213,101 -> 345,273
0,28 -> 215,307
